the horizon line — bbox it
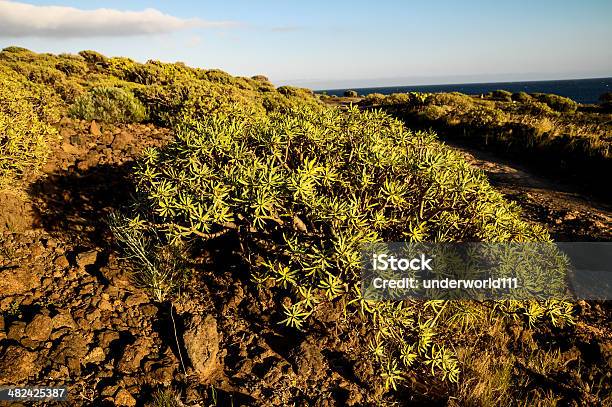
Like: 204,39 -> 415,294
310,75 -> 612,92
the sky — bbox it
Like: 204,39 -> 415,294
0,0 -> 611,89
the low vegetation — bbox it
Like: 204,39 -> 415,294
0,46 -> 608,405
69,86 -> 147,124
0,46 -> 319,187
122,101 -> 573,397
0,65 -> 61,187
359,90 -> 611,191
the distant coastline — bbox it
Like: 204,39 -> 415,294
316,77 -> 612,104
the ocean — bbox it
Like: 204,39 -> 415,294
317,77 -> 612,104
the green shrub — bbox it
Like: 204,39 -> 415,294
491,89 -> 512,101
362,93 -> 386,106
24,65 -> 66,85
132,83 -> 190,125
427,92 -> 475,109
262,93 -> 298,112
241,75 -> 274,92
533,93 -> 578,113
55,58 -> 88,76
344,90 -> 358,97
512,91 -> 532,102
0,68 -> 60,187
201,69 -> 234,84
106,57 -> 138,80
419,105 -> 449,121
384,93 -> 411,105
54,80 -> 86,103
113,60 -> 194,86
277,85 -> 314,98
460,105 -> 509,127
134,81 -> 268,126
0,46 -> 39,63
69,86 -> 147,123
517,99 -> 554,116
1,46 -> 34,55
128,104 -> 571,388
78,50 -> 109,68
255,81 -> 276,93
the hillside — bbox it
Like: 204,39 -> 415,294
0,47 -> 610,406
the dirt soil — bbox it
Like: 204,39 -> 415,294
0,119 -> 392,406
0,118 -> 610,406
447,141 -> 612,241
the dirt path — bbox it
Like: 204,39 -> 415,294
446,141 -> 612,241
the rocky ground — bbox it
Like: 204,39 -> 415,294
0,118 -> 610,406
0,119 -> 387,406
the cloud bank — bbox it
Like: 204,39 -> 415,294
0,1 -> 238,38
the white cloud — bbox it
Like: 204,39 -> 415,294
0,1 -> 239,38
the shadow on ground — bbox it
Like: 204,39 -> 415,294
28,162 -> 135,246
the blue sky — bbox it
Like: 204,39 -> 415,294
0,0 -> 611,88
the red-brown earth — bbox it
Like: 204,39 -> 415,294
0,118 -> 610,406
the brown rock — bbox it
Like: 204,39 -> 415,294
48,365 -> 69,380
85,308 -> 101,322
76,250 -> 98,269
99,266 -> 131,288
90,120 -> 101,137
117,337 -> 151,373
52,311 -> 77,330
60,127 -> 76,139
50,327 -> 70,341
0,267 -> 39,296
76,160 -> 89,172
101,385 -> 118,397
114,388 -> 136,407
52,333 -> 89,368
125,293 -> 148,307
55,332 -> 88,361
21,337 -> 38,350
24,314 -> 52,343
111,132 -> 134,150
101,130 -> 114,145
7,321 -> 26,341
85,152 -> 100,167
98,330 -> 120,350
140,304 -> 158,317
67,356 -> 81,372
98,299 -> 113,312
60,142 -> 80,154
86,346 -> 106,363
183,314 -> 220,382
54,255 -> 70,269
148,363 -> 175,384
293,337 -> 325,378
0,345 -> 38,384
59,117 -> 73,126
30,244 -> 44,259
69,135 -> 82,146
